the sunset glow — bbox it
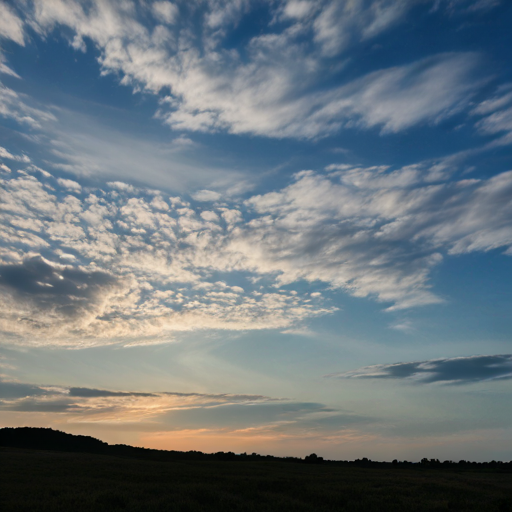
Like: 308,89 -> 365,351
1,0 -> 512,462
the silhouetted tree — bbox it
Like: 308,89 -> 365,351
305,453 -> 324,464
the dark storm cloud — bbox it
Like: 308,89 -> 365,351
327,355 -> 512,384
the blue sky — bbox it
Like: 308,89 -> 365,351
0,0 -> 511,461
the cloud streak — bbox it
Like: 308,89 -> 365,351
45,109 -> 243,192
0,378 -> 370,443
473,84 -> 512,146
0,84 -> 56,129
0,378 -> 351,427
327,355 -> 512,384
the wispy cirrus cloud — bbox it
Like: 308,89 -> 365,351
243,165 -> 512,308
327,355 -> 512,384
473,84 -> 512,146
0,0 -> 488,140
0,84 -> 56,129
312,53 -> 482,135
45,109 -> 242,192
0,2 -> 24,46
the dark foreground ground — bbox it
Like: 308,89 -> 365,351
1,447 -> 512,512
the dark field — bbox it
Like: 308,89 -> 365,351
1,448 -> 512,512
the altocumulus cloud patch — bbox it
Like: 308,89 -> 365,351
327,355 -> 512,384
1,156 -> 512,347
0,172 -> 335,346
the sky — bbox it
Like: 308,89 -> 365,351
0,0 -> 511,462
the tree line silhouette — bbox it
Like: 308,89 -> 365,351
1,427 -> 510,471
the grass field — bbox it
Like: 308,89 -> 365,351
1,447 -> 512,512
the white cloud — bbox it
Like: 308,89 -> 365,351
26,165 -> 52,178
480,108 -> 512,137
0,2 -> 25,46
152,2 -> 179,25
0,84 -> 57,129
106,181 -> 136,193
389,319 -> 414,332
313,0 -> 408,57
0,173 -> 335,347
2,158 -> 512,347
192,190 -> 222,202
458,0 -> 502,13
282,1 -> 316,20
243,165 -> 512,308
472,85 -> 512,116
219,208 -> 242,227
475,90 -> 512,146
39,108 -> 242,192
281,326 -> 315,336
0,146 -> 30,162
0,52 -> 21,78
158,51 -> 480,138
150,196 -> 170,211
306,53 -> 481,135
56,178 -> 82,192
200,210 -> 219,222
8,1 -> 484,139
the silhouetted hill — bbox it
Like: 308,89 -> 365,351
0,427 -> 108,453
0,427 -> 301,463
